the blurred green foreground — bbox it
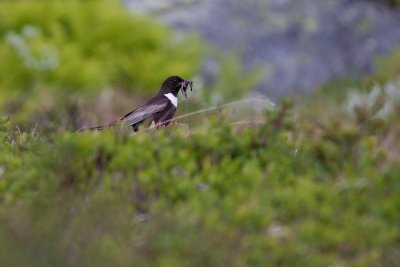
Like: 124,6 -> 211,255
0,1 -> 399,266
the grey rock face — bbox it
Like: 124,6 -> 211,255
125,0 -> 400,98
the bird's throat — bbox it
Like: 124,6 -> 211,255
164,93 -> 178,107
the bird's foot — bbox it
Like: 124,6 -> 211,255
156,123 -> 165,129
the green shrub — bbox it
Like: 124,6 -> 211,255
0,97 -> 399,266
0,0 -> 202,96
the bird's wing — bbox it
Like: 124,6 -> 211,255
120,101 -> 168,125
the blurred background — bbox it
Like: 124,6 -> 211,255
127,0 -> 400,97
1,0 -> 400,131
1,1 -> 400,266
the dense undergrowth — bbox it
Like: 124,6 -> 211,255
1,96 -> 399,266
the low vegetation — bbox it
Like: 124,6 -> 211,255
1,93 -> 399,266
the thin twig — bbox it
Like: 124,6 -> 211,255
15,125 -> 22,145
172,98 -> 274,122
230,120 -> 265,126
134,98 -> 274,134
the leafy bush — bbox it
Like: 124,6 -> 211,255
0,95 -> 399,266
0,0 -> 202,96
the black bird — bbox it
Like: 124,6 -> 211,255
87,76 -> 193,132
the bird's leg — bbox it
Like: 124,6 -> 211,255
156,122 -> 164,129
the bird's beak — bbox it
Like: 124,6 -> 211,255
180,80 -> 193,99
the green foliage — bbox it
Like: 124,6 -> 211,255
320,48 -> 400,100
0,0 -> 262,130
319,77 -> 363,100
0,0 -> 202,97
373,49 -> 400,84
0,96 -> 399,266
203,55 -> 265,104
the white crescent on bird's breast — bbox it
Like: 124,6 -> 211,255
164,93 -> 178,107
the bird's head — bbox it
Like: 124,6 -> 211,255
161,76 -> 193,98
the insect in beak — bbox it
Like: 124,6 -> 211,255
180,80 -> 193,98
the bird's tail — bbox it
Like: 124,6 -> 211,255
78,121 -> 117,132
